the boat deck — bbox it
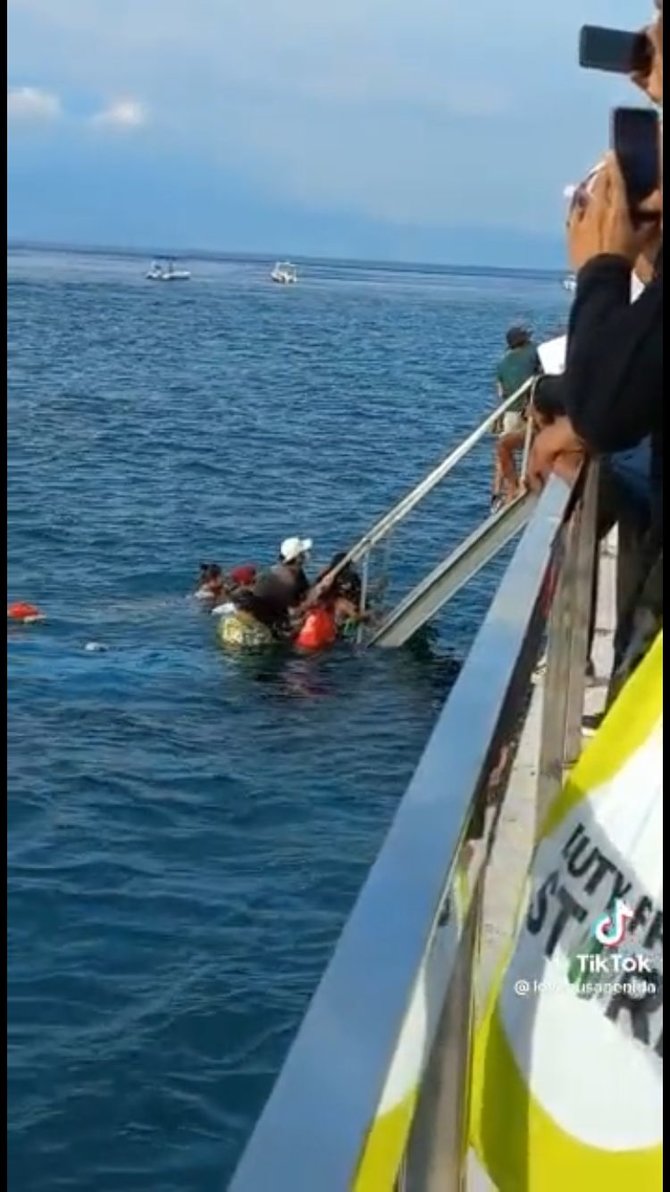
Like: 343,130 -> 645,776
467,531 -> 617,1189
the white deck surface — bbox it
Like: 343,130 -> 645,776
467,532 -> 617,1190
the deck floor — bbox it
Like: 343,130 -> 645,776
467,532 -> 617,1190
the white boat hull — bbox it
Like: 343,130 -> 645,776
271,262 -> 298,284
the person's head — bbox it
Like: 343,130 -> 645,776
230,564 -> 257,590
198,562 -> 220,583
506,326 -> 531,351
279,536 -> 313,569
203,565 -> 224,593
327,551 -> 358,579
531,376 -> 565,429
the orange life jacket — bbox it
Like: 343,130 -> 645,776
295,606 -> 337,650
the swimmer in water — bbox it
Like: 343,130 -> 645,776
195,563 -> 226,601
295,589 -> 338,651
228,565 -> 257,595
211,564 -> 258,619
294,554 -> 371,650
316,552 -> 362,604
313,552 -> 375,636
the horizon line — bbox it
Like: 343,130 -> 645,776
8,238 -> 566,278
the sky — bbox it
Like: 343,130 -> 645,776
7,0 -> 653,267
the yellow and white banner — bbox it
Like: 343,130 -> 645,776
470,633 -> 663,1190
353,856 -> 472,1191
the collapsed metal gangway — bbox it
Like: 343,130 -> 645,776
369,491 -> 534,648
325,376 -> 537,646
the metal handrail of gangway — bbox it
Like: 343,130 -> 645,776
228,467 -> 599,1192
321,376 -> 536,589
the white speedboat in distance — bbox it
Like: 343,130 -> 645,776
146,259 -> 191,281
271,261 -> 298,284
562,274 -> 577,293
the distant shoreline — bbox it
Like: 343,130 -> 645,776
7,240 -> 565,281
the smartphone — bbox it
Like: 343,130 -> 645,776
611,107 -> 660,212
579,26 -> 651,75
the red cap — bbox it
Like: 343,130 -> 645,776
230,565 -> 256,587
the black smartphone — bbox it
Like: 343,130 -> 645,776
579,25 -> 651,75
611,107 -> 660,212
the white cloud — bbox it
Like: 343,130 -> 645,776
91,99 -> 147,129
7,85 -> 61,122
7,0 -> 652,230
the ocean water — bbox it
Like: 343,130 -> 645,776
7,249 -> 567,1191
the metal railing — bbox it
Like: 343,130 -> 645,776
321,377 -> 536,592
229,464 -> 599,1191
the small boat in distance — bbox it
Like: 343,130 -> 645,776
562,274 -> 577,293
271,261 -> 298,284
146,259 -> 191,282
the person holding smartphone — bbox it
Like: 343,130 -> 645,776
528,1 -> 662,706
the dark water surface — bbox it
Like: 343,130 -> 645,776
7,250 -> 567,1190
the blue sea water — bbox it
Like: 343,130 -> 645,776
7,249 -> 567,1190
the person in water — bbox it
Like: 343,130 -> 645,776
249,537 -> 314,632
196,563 -> 226,601
295,591 -> 339,651
210,564 -> 257,618
219,538 -> 314,648
294,579 -> 372,650
316,552 -> 375,635
316,552 -> 362,604
228,565 -> 257,595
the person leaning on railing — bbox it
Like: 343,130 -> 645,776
528,1 -> 663,704
530,376 -> 652,688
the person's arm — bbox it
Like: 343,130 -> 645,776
335,595 -> 370,623
565,256 -> 662,452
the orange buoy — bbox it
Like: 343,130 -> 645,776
7,602 -> 44,623
295,606 -> 337,651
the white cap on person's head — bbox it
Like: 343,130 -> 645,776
280,536 -> 313,563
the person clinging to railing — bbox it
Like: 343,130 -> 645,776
491,326 -> 542,510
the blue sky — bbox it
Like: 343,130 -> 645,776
8,0 -> 651,267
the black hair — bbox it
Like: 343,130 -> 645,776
199,563 -> 222,581
506,326 -> 531,350
532,375 -> 566,423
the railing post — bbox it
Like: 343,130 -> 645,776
401,884 -> 482,1191
537,464 -> 599,820
562,462 -> 599,765
357,550 -> 371,645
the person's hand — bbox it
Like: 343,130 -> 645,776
567,154 -> 661,271
634,241 -> 661,287
526,416 -> 586,492
310,576 -> 332,602
632,5 -> 663,105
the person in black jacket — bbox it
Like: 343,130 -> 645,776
527,2 -> 663,709
527,159 -> 661,496
528,157 -> 662,707
528,0 -> 662,508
